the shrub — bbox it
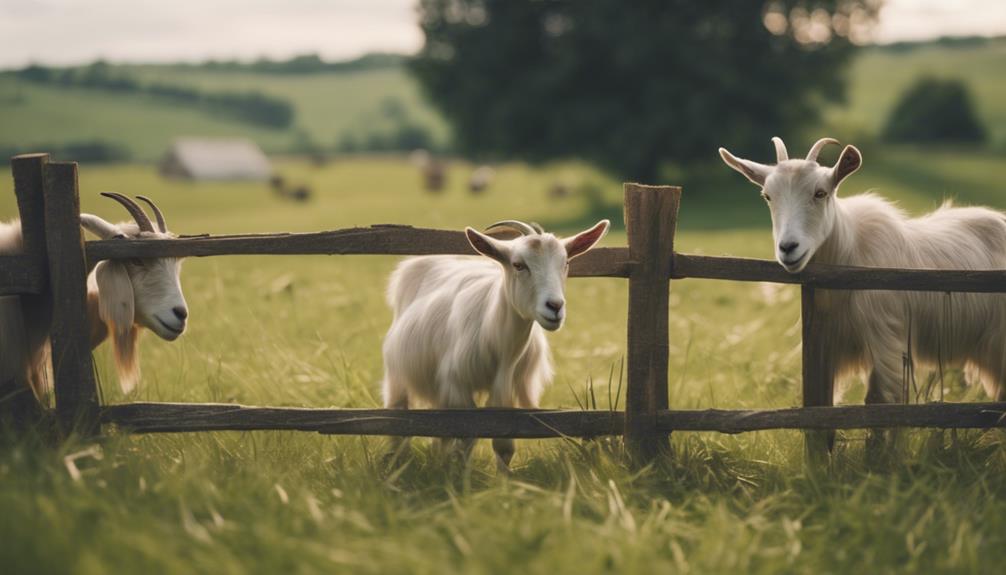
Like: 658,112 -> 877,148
883,77 -> 986,143
1,140 -> 131,164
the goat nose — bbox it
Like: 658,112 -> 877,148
779,241 -> 800,255
545,299 -> 564,313
173,306 -> 188,321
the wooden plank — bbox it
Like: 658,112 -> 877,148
100,401 -> 1006,436
1,154 -> 49,427
657,403 -> 1006,432
101,403 -> 624,437
674,253 -> 1006,293
801,286 -> 836,462
623,183 -> 680,460
0,255 -> 45,295
43,162 -> 99,435
11,154 -> 49,263
86,228 -> 633,278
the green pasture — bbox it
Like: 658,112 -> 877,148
1,148 -> 1005,573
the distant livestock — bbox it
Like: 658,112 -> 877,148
720,137 -> 1006,412
0,193 -> 189,397
380,218 -> 610,470
468,166 -> 495,194
409,149 -> 446,193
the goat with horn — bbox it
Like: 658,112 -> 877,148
1,193 -> 189,401
720,136 -> 1006,455
380,218 -> 609,471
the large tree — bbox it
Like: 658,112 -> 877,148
411,0 -> 879,180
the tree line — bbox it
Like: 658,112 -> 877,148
16,62 -> 294,129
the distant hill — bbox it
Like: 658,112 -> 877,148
1,39 -> 1005,162
826,36 -> 1006,147
0,53 -> 448,161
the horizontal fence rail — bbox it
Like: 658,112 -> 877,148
85,226 -> 633,278
101,402 -> 1006,437
102,403 -> 624,437
659,403 -> 1006,433
84,230 -> 1006,291
0,255 -> 46,295
674,254 -> 1006,293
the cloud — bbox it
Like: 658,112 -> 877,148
2,0 -> 1005,68
0,0 -> 422,67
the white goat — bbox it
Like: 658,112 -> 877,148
0,193 -> 188,400
720,137 -> 1006,408
380,218 -> 609,469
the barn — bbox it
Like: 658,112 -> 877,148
159,138 -> 272,181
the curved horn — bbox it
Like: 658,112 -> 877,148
100,192 -> 154,233
772,137 -> 788,163
135,195 -> 167,233
485,220 -> 538,236
806,138 -> 841,163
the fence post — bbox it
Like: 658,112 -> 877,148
1,154 -> 50,427
43,161 -> 99,435
624,183 -> 680,462
801,285 -> 835,463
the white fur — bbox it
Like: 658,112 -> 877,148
380,220 -> 608,468
721,138 -> 1006,404
0,209 -> 187,399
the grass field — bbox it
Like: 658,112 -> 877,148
2,147 -> 1006,573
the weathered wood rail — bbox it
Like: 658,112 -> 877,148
4,153 -> 1006,464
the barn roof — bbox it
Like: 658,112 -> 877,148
161,138 -> 272,181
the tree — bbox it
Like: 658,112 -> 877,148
882,77 -> 986,144
411,0 -> 879,180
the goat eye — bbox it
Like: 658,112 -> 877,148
761,192 -> 771,202
512,261 -> 527,271
814,189 -> 828,199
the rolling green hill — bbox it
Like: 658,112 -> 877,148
827,37 -> 1006,146
0,64 -> 449,161
1,37 -> 1005,162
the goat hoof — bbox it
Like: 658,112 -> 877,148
495,454 -> 513,476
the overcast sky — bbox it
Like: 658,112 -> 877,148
1,0 -> 1004,68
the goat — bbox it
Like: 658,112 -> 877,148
380,218 -> 609,470
0,193 -> 188,401
468,166 -> 495,195
720,137 -> 1006,414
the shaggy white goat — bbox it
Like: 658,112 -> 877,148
381,218 -> 609,469
0,193 -> 188,399
720,137 -> 1006,407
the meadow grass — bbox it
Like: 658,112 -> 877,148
2,151 -> 1006,573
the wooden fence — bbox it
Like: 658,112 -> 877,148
3,154 -> 1005,463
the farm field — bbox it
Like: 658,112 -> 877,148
2,148 -> 1006,573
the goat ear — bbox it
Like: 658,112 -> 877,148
719,148 -> 772,187
95,260 -> 140,393
95,261 -> 134,333
832,145 -> 862,186
565,219 -> 610,259
466,227 -> 510,263
80,214 -> 125,239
